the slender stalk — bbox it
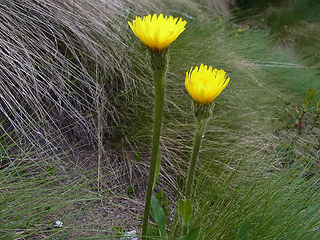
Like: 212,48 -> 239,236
185,118 -> 206,199
142,68 -> 165,240
183,117 -> 206,234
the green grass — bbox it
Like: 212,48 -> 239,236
234,0 -> 320,67
0,0 -> 319,239
0,139 -> 143,239
192,163 -> 320,239
160,9 -> 319,239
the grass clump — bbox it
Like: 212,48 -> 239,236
191,162 -> 320,239
0,0 -> 155,150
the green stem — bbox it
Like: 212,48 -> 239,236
142,67 -> 165,239
183,117 -> 206,234
185,118 -> 206,199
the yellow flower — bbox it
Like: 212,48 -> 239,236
185,64 -> 230,105
128,13 -> 187,52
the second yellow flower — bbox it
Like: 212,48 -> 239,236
185,64 -> 230,105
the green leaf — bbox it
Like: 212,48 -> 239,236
155,190 -> 170,219
178,199 -> 192,226
179,226 -> 201,240
153,150 -> 161,190
150,196 -> 168,240
236,218 -> 250,240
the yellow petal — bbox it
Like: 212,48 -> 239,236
128,13 -> 187,52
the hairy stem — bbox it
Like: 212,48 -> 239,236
142,52 -> 166,239
183,117 -> 206,234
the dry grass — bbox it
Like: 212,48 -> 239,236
0,0 -> 159,192
0,0 -> 152,151
0,0 -> 156,238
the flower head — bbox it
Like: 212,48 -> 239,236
185,64 -> 230,105
128,13 -> 187,52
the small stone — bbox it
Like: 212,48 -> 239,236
120,230 -> 138,240
54,221 -> 63,227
